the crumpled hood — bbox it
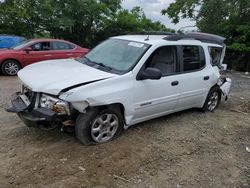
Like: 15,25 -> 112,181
18,59 -> 116,95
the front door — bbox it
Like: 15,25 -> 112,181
50,41 -> 77,59
131,46 -> 181,124
23,42 -> 52,66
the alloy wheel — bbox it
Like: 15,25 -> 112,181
4,61 -> 19,75
207,91 -> 219,111
91,113 -> 119,143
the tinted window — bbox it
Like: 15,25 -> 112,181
31,42 -> 51,51
182,46 -> 205,71
209,47 -> 223,66
52,41 -> 74,50
146,46 -> 177,76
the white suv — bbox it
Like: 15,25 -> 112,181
7,32 -> 232,145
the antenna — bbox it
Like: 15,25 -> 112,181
145,35 -> 149,41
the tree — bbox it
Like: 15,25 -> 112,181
94,7 -> 173,43
0,0 -> 49,38
0,0 -> 173,47
162,0 -> 250,71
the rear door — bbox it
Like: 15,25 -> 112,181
50,41 -> 78,59
175,45 -> 211,110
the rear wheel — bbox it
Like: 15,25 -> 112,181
202,86 -> 221,112
1,60 -> 21,76
75,107 -> 124,145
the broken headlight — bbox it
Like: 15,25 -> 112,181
40,94 -> 70,115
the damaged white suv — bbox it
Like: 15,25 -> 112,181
7,32 -> 232,145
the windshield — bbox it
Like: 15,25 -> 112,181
78,38 -> 150,74
11,40 -> 32,50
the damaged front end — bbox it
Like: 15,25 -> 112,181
6,85 -> 77,131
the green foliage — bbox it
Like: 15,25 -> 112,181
0,0 -> 172,47
162,0 -> 250,53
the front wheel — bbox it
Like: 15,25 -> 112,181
75,107 -> 124,145
202,86 -> 221,112
1,60 -> 21,76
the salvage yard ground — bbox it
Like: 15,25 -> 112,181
0,71 -> 250,188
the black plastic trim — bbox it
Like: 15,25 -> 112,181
164,32 -> 226,45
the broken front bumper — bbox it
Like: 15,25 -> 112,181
6,93 -> 56,127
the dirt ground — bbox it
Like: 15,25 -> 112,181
0,71 -> 250,188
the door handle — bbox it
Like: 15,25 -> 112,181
204,76 -> 210,80
67,54 -> 73,56
171,81 -> 179,86
44,54 -> 51,57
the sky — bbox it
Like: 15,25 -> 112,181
121,0 -> 197,31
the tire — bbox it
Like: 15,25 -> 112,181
202,86 -> 221,112
1,60 -> 21,76
75,107 -> 124,145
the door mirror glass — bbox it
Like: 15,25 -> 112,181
137,67 -> 162,80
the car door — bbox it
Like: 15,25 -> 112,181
175,45 -> 211,110
23,42 -> 52,66
131,46 -> 181,124
50,41 -> 77,59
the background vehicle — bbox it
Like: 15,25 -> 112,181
0,39 -> 89,75
7,32 -> 231,145
0,35 -> 25,49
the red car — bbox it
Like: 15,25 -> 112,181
0,39 -> 89,75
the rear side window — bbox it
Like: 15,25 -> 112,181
209,47 -> 223,66
52,41 -> 75,50
182,46 -> 205,72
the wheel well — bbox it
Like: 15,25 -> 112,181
211,83 -> 222,93
1,59 -> 22,68
212,83 -> 220,89
209,84 -> 222,100
94,103 -> 126,122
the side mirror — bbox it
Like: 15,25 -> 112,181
24,47 -> 32,53
137,67 -> 162,80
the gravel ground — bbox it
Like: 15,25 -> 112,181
0,71 -> 249,188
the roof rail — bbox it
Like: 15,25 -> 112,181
128,31 -> 175,36
164,32 -> 226,45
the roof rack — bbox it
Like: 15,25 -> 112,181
164,32 -> 226,45
128,31 -> 175,36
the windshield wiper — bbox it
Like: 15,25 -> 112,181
76,56 -> 113,72
96,62 -> 113,71
76,56 -> 92,65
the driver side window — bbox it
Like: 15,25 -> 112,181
146,46 -> 177,76
31,42 -> 51,51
